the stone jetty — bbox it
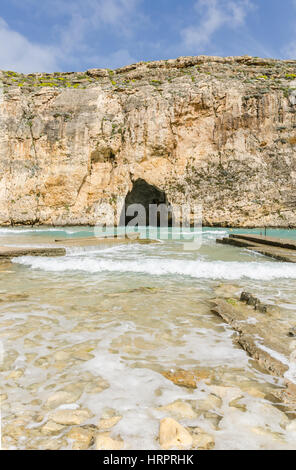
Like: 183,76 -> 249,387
217,234 -> 296,263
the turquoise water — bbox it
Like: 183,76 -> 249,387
1,225 -> 296,239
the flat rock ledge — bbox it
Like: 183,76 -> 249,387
0,246 -> 66,259
211,297 -> 296,411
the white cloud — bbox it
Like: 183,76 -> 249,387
93,0 -> 140,27
0,0 -> 142,73
52,0 -> 143,51
0,17 -> 58,73
282,0 -> 296,59
283,42 -> 296,59
86,48 -> 136,69
53,0 -> 142,69
181,0 -> 254,51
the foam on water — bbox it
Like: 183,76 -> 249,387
3,226 -> 296,449
13,255 -> 296,281
0,227 -> 80,234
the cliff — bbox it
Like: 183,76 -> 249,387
1,55 -> 296,227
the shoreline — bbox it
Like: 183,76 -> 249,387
1,224 -> 296,230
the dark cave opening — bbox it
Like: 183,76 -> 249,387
119,178 -> 173,227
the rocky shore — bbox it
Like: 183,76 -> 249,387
212,288 -> 296,412
2,280 -> 296,450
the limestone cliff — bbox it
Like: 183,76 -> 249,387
1,55 -> 296,227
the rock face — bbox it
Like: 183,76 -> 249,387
1,55 -> 296,227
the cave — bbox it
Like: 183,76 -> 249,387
120,178 -> 173,227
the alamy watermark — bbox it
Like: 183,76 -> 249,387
93,197 -> 203,250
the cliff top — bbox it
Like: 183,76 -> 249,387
1,55 -> 296,93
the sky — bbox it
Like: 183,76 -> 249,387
0,0 -> 296,73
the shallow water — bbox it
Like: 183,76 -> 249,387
1,227 -> 296,450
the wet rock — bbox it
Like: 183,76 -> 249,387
254,302 -> 268,314
6,369 -> 24,380
1,435 -> 16,450
196,394 -> 222,412
95,433 -> 124,450
0,349 -> 18,372
39,438 -> 67,450
25,353 -> 38,363
244,387 -> 265,399
240,292 -> 252,302
41,421 -> 66,436
49,409 -> 92,426
271,383 -> 296,409
240,292 -> 267,312
3,420 -> 26,439
229,397 -> 247,412
35,414 -> 45,423
72,351 -> 95,361
67,427 -> 95,450
84,377 -> 110,394
98,416 -> 122,430
209,385 -> 243,402
158,401 -> 197,419
0,293 -> 29,303
202,411 -> 222,429
45,390 -> 82,409
288,327 -> 296,338
0,393 -> 8,402
190,427 -> 215,450
162,369 -> 211,389
34,356 -> 51,369
24,338 -> 41,348
53,351 -> 71,361
247,296 -> 259,307
159,418 -> 193,450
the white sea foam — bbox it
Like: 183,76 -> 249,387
12,255 -> 296,280
0,227 -> 80,234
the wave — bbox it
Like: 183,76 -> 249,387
12,256 -> 296,280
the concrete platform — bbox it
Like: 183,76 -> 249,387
230,233 -> 296,250
217,235 -> 296,263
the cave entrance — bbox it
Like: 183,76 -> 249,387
120,178 -> 173,227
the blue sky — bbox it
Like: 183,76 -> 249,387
0,0 -> 296,73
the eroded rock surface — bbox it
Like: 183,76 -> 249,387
1,55 -> 296,227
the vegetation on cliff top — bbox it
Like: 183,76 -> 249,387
1,56 -> 296,96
